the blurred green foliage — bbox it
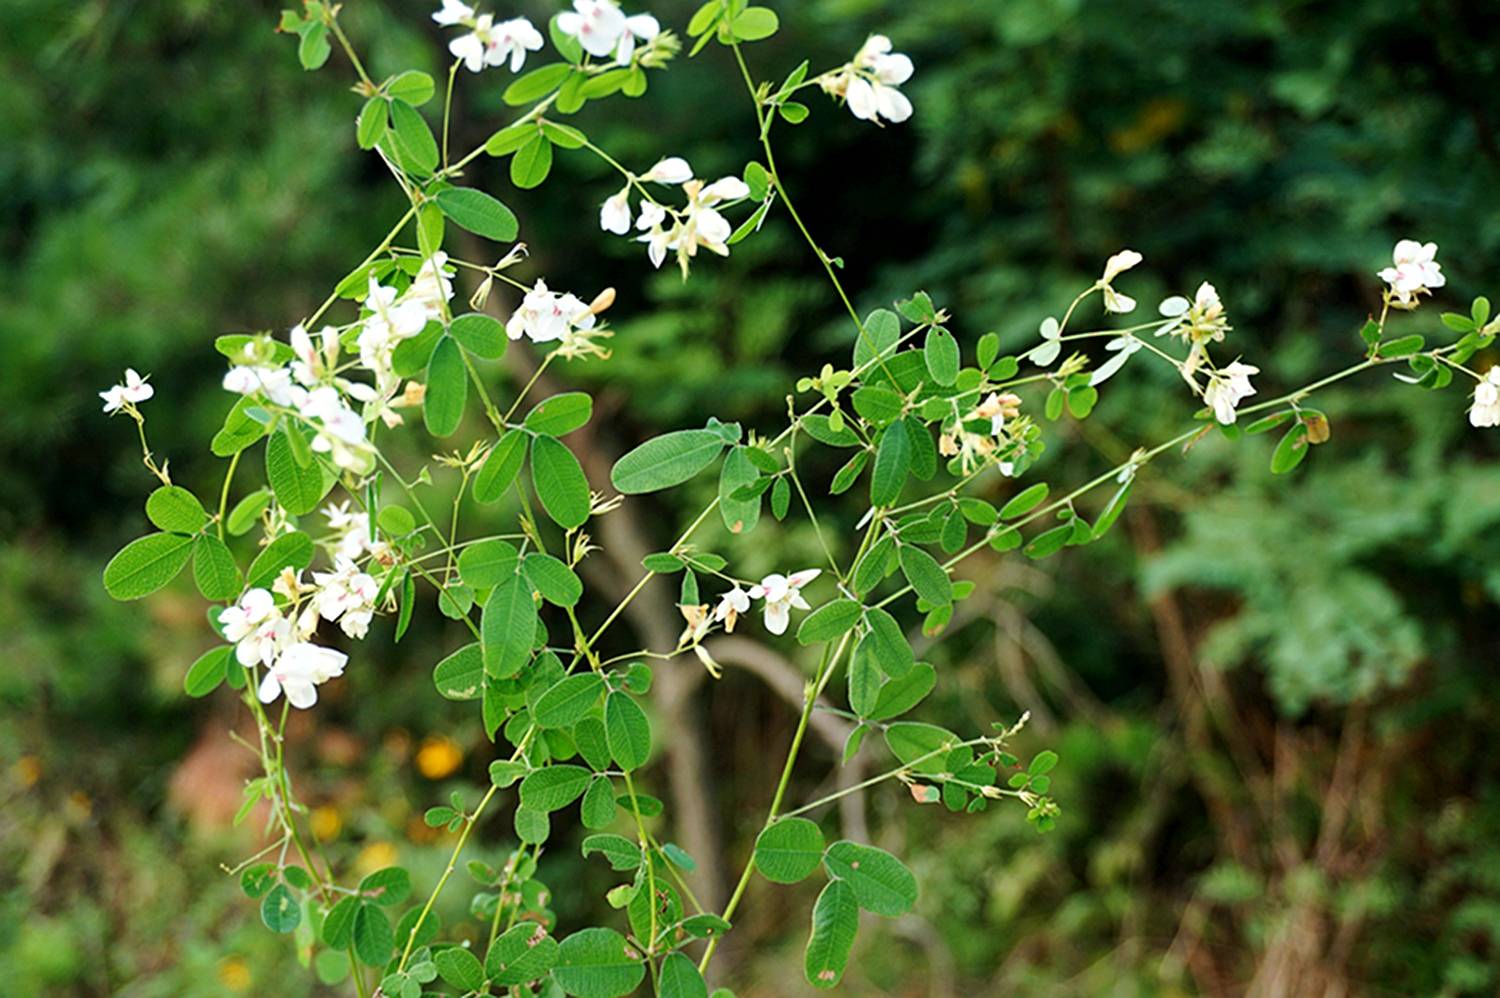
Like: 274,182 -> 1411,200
4,0 -> 1500,995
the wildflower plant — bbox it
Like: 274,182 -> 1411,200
98,1 -> 1500,995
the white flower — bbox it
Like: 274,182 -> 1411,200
556,0 -> 659,63
505,279 -> 598,344
406,252 -> 455,315
99,368 -> 155,413
600,186 -> 632,235
713,585 -> 750,633
364,276 -> 429,341
1203,360 -> 1259,424
748,569 -> 821,635
827,35 -> 914,125
1378,239 -> 1445,307
219,589 -> 290,668
290,324 -> 340,386
299,386 -> 373,473
258,641 -> 348,709
222,364 -> 306,409
311,556 -> 380,633
1469,367 -> 1500,428
1099,250 -> 1143,314
325,501 -> 374,560
432,0 -> 475,26
641,157 -> 692,184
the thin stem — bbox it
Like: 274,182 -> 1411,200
216,450 -> 242,541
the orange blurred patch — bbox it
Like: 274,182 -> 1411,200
415,735 -> 463,780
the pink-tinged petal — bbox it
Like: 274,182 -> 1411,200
258,670 -> 282,704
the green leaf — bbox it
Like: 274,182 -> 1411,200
580,775 -> 617,829
525,392 -> 593,436
1000,482 -> 1049,520
352,903 -> 394,966
388,100 -> 439,176
754,817 -> 825,883
523,552 -> 583,607
870,424 -> 910,506
356,97 -> 388,149
482,577 -> 537,678
322,895 -> 360,948
434,947 -> 485,992
847,649 -> 881,717
211,396 -> 270,456
823,841 -> 917,916
358,867 -> 412,906
226,488 -> 271,535
377,505 -> 416,537
605,691 -> 651,771
432,643 -> 484,701
534,673 -> 604,728
853,308 -> 901,369
511,134 -> 553,189
581,833 -> 642,870
898,545 -> 951,607
731,6 -> 780,42
103,533 -> 194,600
870,663 -> 935,721
804,880 -> 858,989
486,922 -> 560,986
797,598 -> 863,645
658,952 -> 708,998
1270,424 -> 1310,474
192,535 -> 242,601
519,764 -> 592,812
260,883 -> 300,933
530,434 -> 591,529
473,430 -> 527,504
1377,334 -> 1425,358
435,187 -> 519,242
718,446 -> 762,535
884,722 -> 957,775
553,927 -> 644,998
386,69 -> 436,106
424,336 -> 467,437
266,429 -> 329,516
850,386 -> 904,426
860,608 -> 914,677
298,21 -> 331,70
458,539 -> 519,589
923,327 -> 960,386
1029,749 -> 1059,775
146,485 -> 208,533
1024,523 -> 1072,559
503,64 -> 572,105
449,312 -> 508,360
184,645 -> 232,698
611,429 -> 725,493
246,531 -> 314,589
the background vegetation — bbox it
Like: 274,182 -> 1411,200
4,0 -> 1500,994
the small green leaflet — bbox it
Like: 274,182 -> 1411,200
552,927 -> 644,998
103,533 -> 194,600
449,313 -> 507,360
803,879 -> 858,989
518,764 -> 592,812
146,485 -> 207,533
530,434 -> 591,528
481,577 -> 536,678
605,691 -> 651,771
754,817 -> 825,883
822,840 -> 917,916
524,391 -> 593,436
434,187 -> 519,242
473,430 -> 527,504
870,424 -> 910,506
424,336 -> 467,437
611,429 -> 725,494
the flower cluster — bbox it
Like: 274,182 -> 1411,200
556,0 -> 661,64
940,392 -> 1026,475
598,157 -> 751,276
433,1 -> 543,74
714,569 -> 821,636
1379,239 -> 1445,308
100,368 -> 154,413
821,35 -> 915,125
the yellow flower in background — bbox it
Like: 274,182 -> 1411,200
416,735 -> 463,780
355,841 -> 399,877
311,806 -> 342,842
218,957 -> 252,992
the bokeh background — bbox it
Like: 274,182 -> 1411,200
5,0 -> 1500,994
